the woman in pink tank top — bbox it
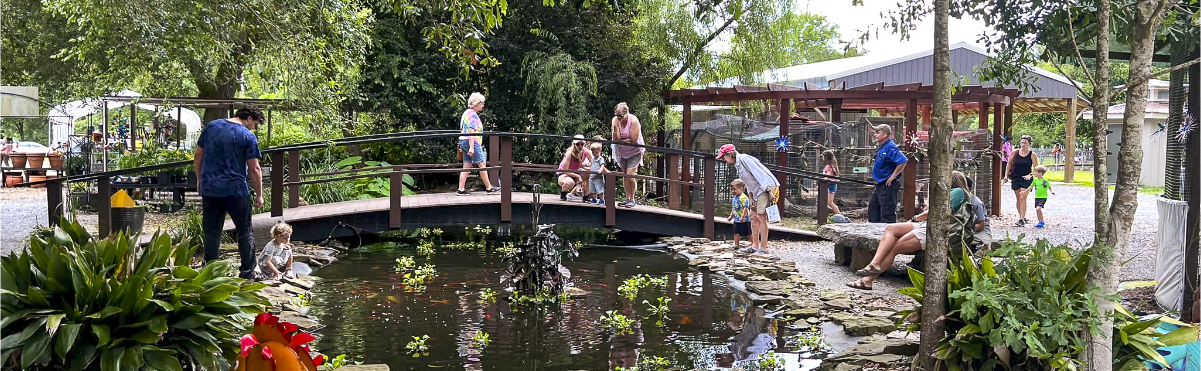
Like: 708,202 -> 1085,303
610,102 -> 644,208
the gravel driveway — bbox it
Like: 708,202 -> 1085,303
770,182 -> 1167,296
1,188 -> 50,255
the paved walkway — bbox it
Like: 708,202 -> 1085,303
770,183 -> 1166,296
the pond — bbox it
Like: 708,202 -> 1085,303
307,228 -> 851,371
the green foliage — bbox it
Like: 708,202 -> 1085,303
618,274 -> 669,301
401,264 -> 439,292
1111,305 -> 1199,370
321,353 -> 362,370
898,238 -> 1196,370
508,288 -> 563,307
478,288 -> 497,304
471,331 -> 491,349
521,51 -> 599,135
638,356 -> 671,371
794,331 -> 831,353
332,156 -> 415,199
395,256 -> 416,272
290,292 -> 314,308
642,296 -> 672,319
404,335 -> 430,357
116,143 -> 193,176
754,351 -> 785,371
0,218 -> 268,371
599,310 -> 635,335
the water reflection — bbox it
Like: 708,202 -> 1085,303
309,244 -> 818,371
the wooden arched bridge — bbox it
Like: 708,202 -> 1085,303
36,131 -> 873,242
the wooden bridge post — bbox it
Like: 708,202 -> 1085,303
287,150 -> 300,208
703,157 -> 715,239
389,172 -> 403,229
605,172 -> 616,227
488,135 -> 501,187
667,154 -> 680,210
500,136 -> 513,223
271,153 -> 284,217
816,178 -> 829,226
98,176 -> 112,238
47,179 -> 63,226
903,99 -> 918,220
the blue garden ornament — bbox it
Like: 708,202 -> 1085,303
1151,122 -> 1166,140
775,136 -> 790,152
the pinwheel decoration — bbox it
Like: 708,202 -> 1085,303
1178,113 -> 1194,144
775,136 -> 790,152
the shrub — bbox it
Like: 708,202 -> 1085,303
899,239 -> 1197,370
0,218 -> 269,371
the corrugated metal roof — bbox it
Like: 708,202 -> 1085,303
757,42 -> 1080,99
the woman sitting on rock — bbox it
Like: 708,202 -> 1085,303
846,171 -> 987,290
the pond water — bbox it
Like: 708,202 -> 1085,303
308,230 -> 844,371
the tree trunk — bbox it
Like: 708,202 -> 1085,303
917,0 -> 953,369
1085,0 -> 1169,369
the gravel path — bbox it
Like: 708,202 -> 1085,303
1,188 -> 50,255
769,182 -> 1166,296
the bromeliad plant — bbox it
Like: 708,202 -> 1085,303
0,218 -> 269,371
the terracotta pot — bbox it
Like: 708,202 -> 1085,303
10,154 -> 27,168
27,154 -> 45,168
4,175 -> 21,187
48,154 -> 64,168
28,175 -> 46,188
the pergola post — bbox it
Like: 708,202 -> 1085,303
829,99 -> 843,122
988,101 -> 1001,216
266,108 -> 273,147
920,104 -> 932,131
778,99 -> 790,210
130,103 -> 137,151
1064,98 -> 1077,183
176,106 -> 183,149
994,103 -> 1005,216
102,99 -> 109,171
903,99 -> 918,220
681,99 -> 692,208
656,127 -> 666,197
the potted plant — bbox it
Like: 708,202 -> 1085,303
111,204 -> 147,235
48,150 -> 64,168
10,153 -> 27,168
27,153 -> 46,168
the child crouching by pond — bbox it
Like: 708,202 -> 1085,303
257,222 -> 296,281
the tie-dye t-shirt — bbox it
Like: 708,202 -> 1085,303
460,109 -> 482,143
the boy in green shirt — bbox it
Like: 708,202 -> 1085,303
1023,165 -> 1056,228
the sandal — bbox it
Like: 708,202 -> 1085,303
846,279 -> 873,291
855,265 -> 885,277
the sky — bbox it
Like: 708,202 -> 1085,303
801,0 -> 993,58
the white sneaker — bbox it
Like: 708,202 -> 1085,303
566,193 -> 583,202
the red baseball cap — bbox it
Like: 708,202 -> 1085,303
716,144 -> 736,159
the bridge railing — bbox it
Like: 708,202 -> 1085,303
34,130 -> 873,239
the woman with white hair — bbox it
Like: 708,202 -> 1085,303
458,92 -> 499,196
610,102 -> 644,208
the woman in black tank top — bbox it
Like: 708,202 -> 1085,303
1005,135 -> 1039,226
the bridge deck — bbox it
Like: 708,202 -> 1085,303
224,192 -> 818,242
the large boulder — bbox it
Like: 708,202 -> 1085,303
819,223 -> 923,272
821,338 -> 918,371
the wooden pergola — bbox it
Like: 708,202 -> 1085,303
664,82 -> 1054,219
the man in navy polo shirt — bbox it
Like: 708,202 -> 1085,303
195,108 -> 264,279
869,124 -> 908,223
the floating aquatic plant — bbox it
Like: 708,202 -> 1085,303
599,310 -> 635,335
643,296 -> 672,319
395,256 -> 415,271
479,288 -> 497,304
618,274 -> 669,301
472,331 -> 491,349
406,335 -> 431,357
